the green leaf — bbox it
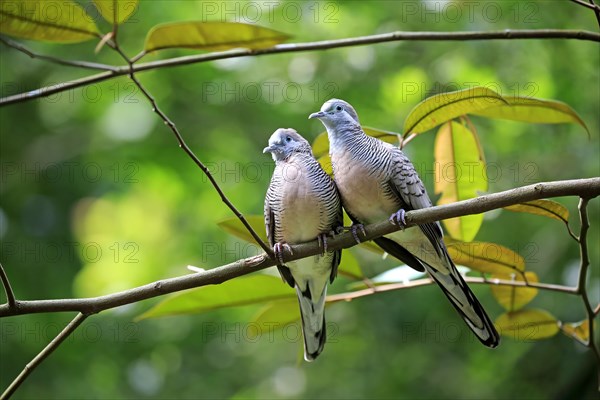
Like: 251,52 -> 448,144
217,215 -> 268,245
137,274 -> 294,320
93,0 -> 138,24
434,121 -> 487,241
490,271 -> 539,311
312,126 -> 400,159
471,96 -> 589,135
446,239 -> 525,274
403,86 -> 506,135
248,298 -> 301,337
503,199 -> 569,224
495,309 -> 559,341
561,319 -> 590,342
144,21 -> 290,53
0,0 -> 99,42
338,250 -> 364,280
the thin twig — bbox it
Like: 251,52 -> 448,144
591,0 -> 600,28
1,313 -> 88,400
575,198 -> 600,384
326,276 -> 579,303
0,178 -> 597,318
128,73 -> 273,255
0,36 -> 118,72
2,29 -> 599,106
106,34 -> 273,256
570,0 -> 600,12
0,262 -> 16,309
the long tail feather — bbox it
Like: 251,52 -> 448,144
424,261 -> 500,348
295,284 -> 327,361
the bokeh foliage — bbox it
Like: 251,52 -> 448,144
1,1 -> 599,399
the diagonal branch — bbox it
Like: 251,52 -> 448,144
128,72 -> 272,255
1,313 -> 88,400
0,36 -> 118,72
0,262 -> 16,309
0,178 -> 597,318
105,32 -> 273,256
1,29 -> 599,106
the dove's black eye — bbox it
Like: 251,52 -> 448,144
336,105 -> 342,111
285,136 -> 292,142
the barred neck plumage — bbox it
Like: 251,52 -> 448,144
327,123 -> 393,171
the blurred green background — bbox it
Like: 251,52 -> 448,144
1,1 -> 599,398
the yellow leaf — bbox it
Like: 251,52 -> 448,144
403,86 -> 506,135
561,319 -> 590,342
490,271 -> 539,311
446,239 -> 525,274
0,0 -> 99,42
472,96 -> 589,136
93,0 -> 139,24
504,199 -> 569,223
144,21 -> 289,53
495,309 -> 559,341
434,121 -> 487,241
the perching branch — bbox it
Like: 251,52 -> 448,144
1,29 -> 599,106
0,313 -> 88,400
1,178 -> 598,318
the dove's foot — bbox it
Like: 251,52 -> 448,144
350,223 -> 366,244
273,242 -> 293,265
389,209 -> 407,229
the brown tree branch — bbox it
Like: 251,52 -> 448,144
1,29 -> 599,106
1,178 -> 597,318
0,313 -> 88,400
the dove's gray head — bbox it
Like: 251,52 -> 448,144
308,99 -> 360,129
263,128 -> 312,162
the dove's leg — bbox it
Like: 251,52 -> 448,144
389,209 -> 407,229
273,242 -> 293,265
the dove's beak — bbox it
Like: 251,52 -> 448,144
263,145 -> 275,154
308,111 -> 325,119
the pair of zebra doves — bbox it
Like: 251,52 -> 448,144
263,99 -> 499,361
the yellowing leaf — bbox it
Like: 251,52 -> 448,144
93,0 -> 138,24
312,126 -> 399,159
248,298 -> 301,337
561,319 -> 591,342
312,132 -> 330,159
144,21 -> 290,53
217,215 -> 268,245
504,199 -> 569,224
403,86 -> 506,135
495,309 -> 559,341
137,274 -> 295,320
446,239 -> 525,274
490,271 -> 539,311
434,121 -> 487,241
471,96 -> 589,135
317,154 -> 333,177
0,0 -> 99,42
